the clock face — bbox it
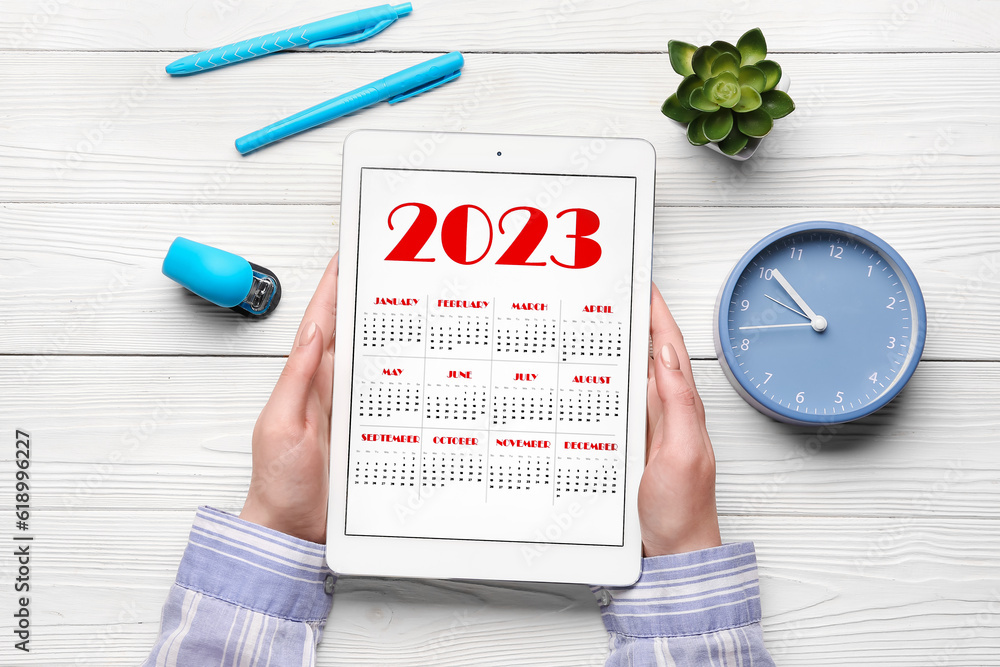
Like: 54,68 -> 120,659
715,222 -> 926,424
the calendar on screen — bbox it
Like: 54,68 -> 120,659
343,166 -> 639,547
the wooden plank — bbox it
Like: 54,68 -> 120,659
2,204 -> 997,360
0,203 -> 340,357
729,516 -> 1000,666
0,509 -> 997,665
1,356 -> 996,518
0,52 -> 997,206
3,0 -> 999,52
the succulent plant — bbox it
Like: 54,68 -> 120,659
661,28 -> 795,156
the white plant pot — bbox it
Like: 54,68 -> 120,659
671,74 -> 790,161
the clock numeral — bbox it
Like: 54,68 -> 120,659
867,265 -> 873,277
869,372 -> 878,384
835,391 -> 844,404
795,391 -> 805,404
741,299 -> 750,311
887,336 -> 896,349
829,245 -> 844,259
763,372 -> 773,385
789,247 -> 802,260
887,296 -> 896,310
740,339 -> 750,351
758,268 -> 774,280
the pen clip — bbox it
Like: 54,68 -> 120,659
388,70 -> 462,104
308,18 -> 397,48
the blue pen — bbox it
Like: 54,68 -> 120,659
165,3 -> 413,76
235,51 -> 464,154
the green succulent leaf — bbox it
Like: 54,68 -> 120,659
687,114 -> 710,146
691,45 -> 721,80
733,85 -> 762,112
676,74 -> 703,109
661,94 -> 702,123
711,52 -> 740,76
689,87 -> 721,112
755,59 -> 782,91
704,72 -> 741,109
737,27 -> 767,66
719,129 -> 750,155
760,89 -> 795,119
668,40 -> 698,77
736,108 -> 773,138
738,66 -> 767,93
703,108 -> 734,142
711,40 -> 741,59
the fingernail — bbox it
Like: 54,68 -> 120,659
299,322 -> 318,347
659,343 -> 680,371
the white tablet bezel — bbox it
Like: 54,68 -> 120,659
327,130 -> 655,585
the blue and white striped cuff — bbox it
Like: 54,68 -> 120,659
592,542 -> 763,637
175,506 -> 335,623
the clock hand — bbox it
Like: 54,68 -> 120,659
764,293 -> 808,319
770,269 -> 827,332
738,322 -> 815,330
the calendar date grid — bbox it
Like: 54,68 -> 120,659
351,296 -> 627,503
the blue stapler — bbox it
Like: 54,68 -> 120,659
162,237 -> 281,317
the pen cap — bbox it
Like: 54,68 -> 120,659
162,237 -> 253,309
383,51 -> 465,101
383,51 -> 465,90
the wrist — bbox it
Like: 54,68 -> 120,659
239,493 -> 326,544
238,493 -> 279,533
642,523 -> 722,557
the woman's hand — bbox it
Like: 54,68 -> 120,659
240,254 -> 339,544
638,283 -> 722,557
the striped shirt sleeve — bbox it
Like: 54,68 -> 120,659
142,506 -> 335,667
592,542 -> 774,666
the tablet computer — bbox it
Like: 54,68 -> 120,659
327,130 -> 655,585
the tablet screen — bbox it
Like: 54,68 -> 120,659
344,166 -> 638,547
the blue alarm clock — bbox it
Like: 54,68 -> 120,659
714,221 -> 926,424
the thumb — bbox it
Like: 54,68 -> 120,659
651,343 -> 704,459
271,322 -> 325,421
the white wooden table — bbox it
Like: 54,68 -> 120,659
2,1 -> 999,664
